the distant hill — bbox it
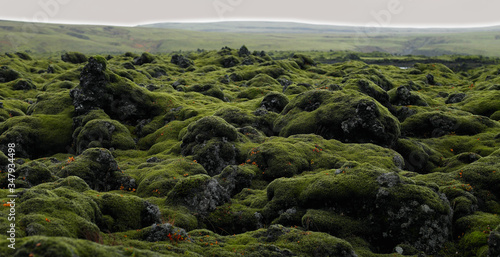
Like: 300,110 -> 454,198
139,21 -> 500,34
2,20 -> 500,56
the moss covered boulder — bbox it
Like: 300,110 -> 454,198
61,52 -> 88,64
274,89 -> 400,147
263,163 -> 452,254
70,56 -> 161,124
15,161 -> 57,188
0,65 -> 21,83
180,116 -> 240,175
401,111 -> 497,138
166,174 -> 230,215
133,52 -> 155,65
56,148 -> 135,192
97,193 -> 161,232
0,115 -> 73,159
135,158 -> 208,197
259,91 -> 289,113
73,117 -> 135,154
17,186 -> 102,239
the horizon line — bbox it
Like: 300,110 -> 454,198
1,17 -> 500,30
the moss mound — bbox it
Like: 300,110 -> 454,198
56,148 -> 135,192
274,89 -> 401,147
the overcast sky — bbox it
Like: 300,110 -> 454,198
0,0 -> 499,28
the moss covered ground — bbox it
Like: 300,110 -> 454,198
0,48 -> 499,256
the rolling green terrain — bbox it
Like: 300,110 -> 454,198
0,45 -> 499,256
2,20 -> 500,56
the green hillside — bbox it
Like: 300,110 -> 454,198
2,20 -> 500,56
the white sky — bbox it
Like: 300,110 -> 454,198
0,0 -> 499,28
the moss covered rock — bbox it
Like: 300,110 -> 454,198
180,116 -> 240,175
70,57 -> 161,124
186,84 -> 224,100
61,52 -> 88,64
170,54 -> 193,68
133,52 -> 155,65
98,193 -> 161,232
135,158 -> 207,197
0,115 -> 72,159
5,236 -> 166,257
401,111 -> 497,138
262,163 -> 451,254
274,89 -> 400,147
259,91 -> 289,113
56,148 -> 135,192
394,138 -> 443,173
0,66 -> 21,83
15,161 -> 57,188
17,186 -> 102,239
73,118 -> 135,154
167,174 -> 230,215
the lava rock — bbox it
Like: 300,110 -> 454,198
167,174 -> 230,215
171,54 -> 194,68
390,85 -> 428,106
221,56 -> 239,68
181,116 -> 239,175
133,52 -> 154,65
426,74 -> 435,85
61,52 -> 88,64
144,223 -> 190,242
238,45 -> 251,57
12,79 -> 36,90
274,90 -> 400,147
70,56 -> 159,123
260,92 -> 289,113
56,148 -> 135,192
0,66 -> 21,83
16,161 -> 56,188
215,165 -> 255,196
445,93 -> 466,104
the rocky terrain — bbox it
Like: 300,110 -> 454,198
0,47 -> 499,256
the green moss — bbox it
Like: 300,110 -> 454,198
401,111 -> 497,138
302,209 -> 369,238
181,116 -> 238,146
75,119 -> 135,154
55,148 -> 132,192
455,212 -> 500,256
343,78 -> 390,107
458,91 -> 500,118
274,89 -> 400,147
136,158 -> 207,197
1,236 -> 169,257
394,138 -> 443,173
41,80 -> 77,91
17,186 -> 101,238
214,106 -> 254,127
32,176 -> 91,192
97,193 -> 160,232
0,65 -> 21,82
27,91 -> 74,115
0,114 -> 72,158
457,148 -> 500,195
14,161 -> 57,188
205,202 -> 261,234
186,84 -> 224,100
168,174 -> 211,197
292,54 -> 316,69
61,52 -> 88,64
